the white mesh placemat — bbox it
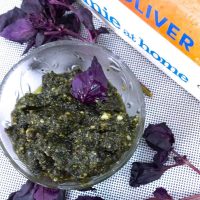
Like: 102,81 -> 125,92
0,1 -> 200,200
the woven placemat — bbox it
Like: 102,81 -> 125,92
0,1 -> 199,199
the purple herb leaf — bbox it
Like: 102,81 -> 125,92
21,0 -> 43,14
89,57 -> 108,89
130,162 -> 183,187
0,7 -> 26,32
53,6 -> 67,22
7,180 -> 65,200
1,18 -> 36,43
28,13 -> 48,30
71,56 -> 108,104
7,180 -> 35,200
153,150 -> 169,167
76,196 -> 104,200
129,162 -> 164,187
153,187 -> 173,200
59,13 -> 81,33
89,27 -> 109,42
75,8 -> 94,31
33,185 -> 65,200
147,187 -> 173,200
143,123 -> 175,152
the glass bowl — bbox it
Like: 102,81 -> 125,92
0,40 -> 145,190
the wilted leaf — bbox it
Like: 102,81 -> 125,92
129,162 -> 164,187
147,187 -> 173,200
143,123 -> 175,152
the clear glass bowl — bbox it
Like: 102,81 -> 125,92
0,40 -> 145,190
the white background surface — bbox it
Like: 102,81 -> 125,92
0,1 -> 199,200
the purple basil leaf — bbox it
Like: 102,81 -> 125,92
59,13 -> 81,33
143,123 -> 175,152
38,0 -> 62,22
129,162 -> 164,187
0,7 -> 26,32
153,150 -> 169,167
38,0 -> 65,21
76,196 -> 104,200
7,180 -> 65,200
1,18 -> 36,43
28,11 -> 49,30
33,185 -> 65,200
89,27 -> 109,41
7,180 -> 35,200
47,4 -> 66,22
21,0 -> 43,14
130,161 -> 184,187
75,8 -> 94,31
153,187 -> 173,200
71,56 -> 108,104
87,56 -> 108,89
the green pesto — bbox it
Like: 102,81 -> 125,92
6,70 -> 139,183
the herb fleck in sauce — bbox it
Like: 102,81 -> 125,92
6,70 -> 138,183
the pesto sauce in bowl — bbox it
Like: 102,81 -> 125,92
6,69 -> 138,183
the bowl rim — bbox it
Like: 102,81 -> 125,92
0,40 -> 145,190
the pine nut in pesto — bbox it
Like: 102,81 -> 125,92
6,69 -> 139,183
